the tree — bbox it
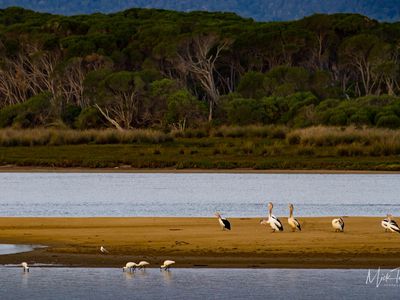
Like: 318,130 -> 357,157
93,71 -> 145,129
177,33 -> 231,122
165,89 -> 205,130
339,34 -> 392,96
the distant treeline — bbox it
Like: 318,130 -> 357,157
1,7 -> 400,130
1,0 -> 399,22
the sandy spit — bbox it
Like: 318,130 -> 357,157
0,217 -> 399,268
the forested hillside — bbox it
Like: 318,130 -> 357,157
1,7 -> 400,130
0,0 -> 399,22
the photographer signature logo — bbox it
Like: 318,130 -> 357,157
366,268 -> 400,287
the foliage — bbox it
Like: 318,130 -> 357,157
1,1 -> 399,22
0,8 -> 400,129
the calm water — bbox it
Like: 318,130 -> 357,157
0,173 -> 399,217
0,244 -> 39,255
0,268 -> 397,299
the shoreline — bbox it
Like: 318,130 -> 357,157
1,217 -> 400,269
0,166 -> 399,174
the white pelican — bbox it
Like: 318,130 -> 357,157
137,261 -> 150,269
160,260 -> 175,271
288,203 -> 301,232
122,262 -> 137,272
100,246 -> 109,254
21,262 -> 29,272
382,214 -> 390,232
261,202 -> 283,232
215,212 -> 231,230
382,214 -> 400,233
332,218 -> 344,232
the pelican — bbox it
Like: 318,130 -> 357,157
261,202 -> 283,232
160,260 -> 175,271
288,203 -> 301,232
100,246 -> 109,254
137,261 -> 150,269
332,217 -> 344,232
122,262 -> 137,272
21,262 -> 29,272
382,214 -> 400,233
382,214 -> 390,232
215,212 -> 231,231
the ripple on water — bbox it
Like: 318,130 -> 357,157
0,268 -> 398,300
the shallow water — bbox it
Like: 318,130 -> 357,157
0,268 -> 397,299
0,173 -> 399,217
0,244 -> 38,255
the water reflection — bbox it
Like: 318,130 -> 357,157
21,271 -> 29,287
162,270 -> 173,284
0,244 -> 41,255
0,268 -> 397,299
123,271 -> 135,281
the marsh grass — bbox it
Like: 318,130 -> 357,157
212,125 -> 287,139
1,126 -> 400,171
0,128 -> 172,146
290,126 -> 400,146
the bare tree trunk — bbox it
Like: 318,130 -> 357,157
177,34 -> 231,122
94,104 -> 123,131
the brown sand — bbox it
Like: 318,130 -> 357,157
0,217 -> 399,268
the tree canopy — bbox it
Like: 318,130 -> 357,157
1,7 -> 400,129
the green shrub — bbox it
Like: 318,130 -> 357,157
376,114 -> 400,129
0,104 -> 22,128
0,92 -> 52,128
62,104 -> 82,127
75,107 -> 104,129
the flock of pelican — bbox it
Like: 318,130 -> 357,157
216,202 -> 400,234
19,202 -> 400,272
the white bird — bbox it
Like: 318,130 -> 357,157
160,260 -> 175,271
122,262 -> 137,272
288,203 -> 301,232
21,262 -> 29,272
382,214 -> 400,233
261,202 -> 283,232
215,212 -> 231,230
100,246 -> 109,254
137,261 -> 150,269
332,217 -> 344,232
382,214 -> 390,232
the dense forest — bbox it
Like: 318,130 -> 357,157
1,7 -> 400,131
1,0 -> 399,22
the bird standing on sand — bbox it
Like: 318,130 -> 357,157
100,246 -> 109,254
332,218 -> 344,232
261,202 -> 283,232
382,214 -> 400,233
288,203 -> 301,232
137,261 -> 150,270
382,214 -> 391,232
21,262 -> 29,272
122,262 -> 137,272
215,212 -> 231,230
160,260 -> 175,271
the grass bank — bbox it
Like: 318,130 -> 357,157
0,126 -> 399,171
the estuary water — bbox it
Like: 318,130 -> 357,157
0,244 -> 39,255
0,172 -> 399,217
0,267 -> 397,299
